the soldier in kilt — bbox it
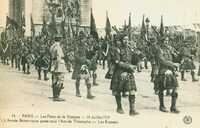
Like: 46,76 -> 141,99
50,35 -> 66,101
35,38 -> 50,81
86,36 -> 99,86
21,39 -> 31,74
63,38 -> 74,73
179,41 -> 198,82
154,37 -> 180,113
72,31 -> 95,99
10,39 -> 19,68
110,36 -> 138,116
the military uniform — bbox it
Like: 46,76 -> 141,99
110,36 -> 138,116
50,36 -> 66,101
10,39 -> 19,68
154,38 -> 180,113
63,39 -> 74,73
86,37 -> 99,86
21,41 -> 30,74
179,43 -> 198,82
35,41 -> 50,81
147,39 -> 159,82
72,32 -> 95,99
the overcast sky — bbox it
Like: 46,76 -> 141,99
93,0 -> 200,27
0,0 -> 200,28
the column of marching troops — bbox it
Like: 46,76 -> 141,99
1,27 -> 200,116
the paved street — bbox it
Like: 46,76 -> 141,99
0,63 -> 200,128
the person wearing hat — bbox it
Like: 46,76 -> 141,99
148,36 -> 159,83
49,34 -> 66,101
154,36 -> 180,113
35,37 -> 50,81
110,35 -> 139,116
179,40 -> 198,82
86,36 -> 99,86
72,31 -> 95,99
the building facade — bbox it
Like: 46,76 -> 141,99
9,0 -> 92,36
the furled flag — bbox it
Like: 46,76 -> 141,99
30,14 -> 35,37
140,14 -> 146,40
90,8 -> 99,41
41,16 -> 48,36
105,11 -> 111,40
159,15 -> 164,37
128,12 -> 132,39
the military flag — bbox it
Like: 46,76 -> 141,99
30,14 -> 35,37
160,15 -> 164,37
48,15 -> 57,38
140,15 -> 146,40
41,16 -> 48,36
128,13 -> 132,39
105,11 -> 111,40
61,20 -> 66,38
90,8 -> 99,40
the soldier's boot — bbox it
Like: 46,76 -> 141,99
181,71 -> 187,81
170,92 -> 180,113
27,64 -> 30,74
44,71 -> 49,81
22,64 -> 26,74
137,64 -> 141,72
52,84 -> 57,99
92,73 -> 98,86
37,70 -> 41,80
115,95 -> 124,114
75,79 -> 81,97
129,95 -> 139,116
53,86 -> 60,101
6,59 -> 9,65
86,84 -> 95,99
144,59 -> 148,69
103,61 -> 105,70
11,58 -> 14,67
159,92 -> 168,112
191,71 -> 198,82
198,66 -> 200,76
55,84 -> 65,102
166,89 -> 171,96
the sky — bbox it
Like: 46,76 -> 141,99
0,0 -> 200,28
92,0 -> 200,27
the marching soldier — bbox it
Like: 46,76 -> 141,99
86,36 -> 99,86
149,37 -> 159,82
110,36 -> 138,116
179,40 -> 198,82
35,37 -> 50,81
21,39 -> 30,74
72,31 -> 95,99
10,39 -> 19,68
50,34 -> 66,101
154,36 -> 180,113
63,38 -> 74,73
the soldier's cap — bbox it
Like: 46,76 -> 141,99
78,31 -> 86,38
149,36 -> 157,42
54,34 -> 63,41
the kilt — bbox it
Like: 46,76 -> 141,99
154,74 -> 178,91
35,56 -> 50,70
180,58 -> 195,70
72,64 -> 81,80
21,56 -> 28,65
110,70 -> 137,94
